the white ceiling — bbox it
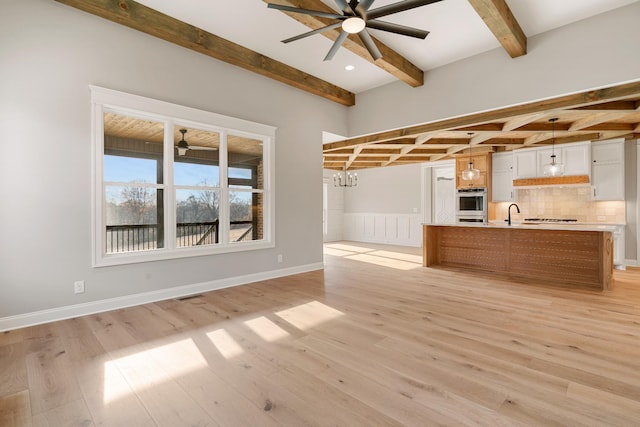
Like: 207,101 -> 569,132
136,0 -> 638,93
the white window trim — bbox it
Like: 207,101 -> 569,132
91,86 -> 276,267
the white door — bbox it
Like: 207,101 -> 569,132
323,179 -> 329,241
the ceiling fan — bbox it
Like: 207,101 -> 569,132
175,129 -> 217,156
266,0 -> 443,61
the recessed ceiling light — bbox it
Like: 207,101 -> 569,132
345,65 -> 355,71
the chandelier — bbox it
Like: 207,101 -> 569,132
333,165 -> 358,187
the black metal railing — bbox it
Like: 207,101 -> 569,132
105,224 -> 159,253
176,220 -> 219,247
106,220 -> 255,253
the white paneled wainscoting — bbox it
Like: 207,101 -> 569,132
343,213 -> 423,247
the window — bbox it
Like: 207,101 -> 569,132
92,86 -> 275,266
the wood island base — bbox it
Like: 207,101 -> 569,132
423,225 -> 614,290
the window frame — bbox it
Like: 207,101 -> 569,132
91,86 -> 275,267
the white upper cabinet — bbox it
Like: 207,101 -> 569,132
513,142 -> 591,179
562,143 -> 591,176
492,152 -> 514,202
513,149 -> 537,179
536,148 -> 563,177
592,139 -> 625,200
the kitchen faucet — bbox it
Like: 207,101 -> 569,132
507,203 -> 520,226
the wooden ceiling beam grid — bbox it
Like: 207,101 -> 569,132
323,81 -> 640,152
467,0 -> 527,58
56,0 -> 355,106
264,0 -> 424,87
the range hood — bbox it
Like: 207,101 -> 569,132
513,175 -> 590,188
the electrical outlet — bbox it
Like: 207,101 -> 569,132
597,215 -> 607,221
74,280 -> 85,294
277,254 -> 283,263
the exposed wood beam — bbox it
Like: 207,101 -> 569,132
502,112 -> 548,131
55,0 -> 355,106
323,81 -> 640,151
568,112 -> 630,131
467,0 -> 527,58
265,0 -> 424,87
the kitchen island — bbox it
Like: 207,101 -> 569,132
423,223 -> 615,290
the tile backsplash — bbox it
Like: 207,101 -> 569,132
492,186 -> 626,224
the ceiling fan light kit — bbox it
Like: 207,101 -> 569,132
342,17 -> 365,33
267,0 -> 442,61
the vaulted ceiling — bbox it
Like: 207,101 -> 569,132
54,0 -> 640,170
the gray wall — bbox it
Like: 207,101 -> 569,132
626,141 -> 638,260
344,164 -> 422,214
0,0 -> 348,318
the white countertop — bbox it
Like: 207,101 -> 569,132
424,222 -> 619,232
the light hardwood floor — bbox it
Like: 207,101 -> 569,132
2,241 -> 640,426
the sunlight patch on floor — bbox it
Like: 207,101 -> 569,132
275,301 -> 344,330
103,338 -> 208,404
346,253 -> 421,270
244,316 -> 290,342
103,360 -> 135,404
206,329 -> 244,359
324,247 -> 359,257
324,243 -> 371,253
369,250 -> 422,264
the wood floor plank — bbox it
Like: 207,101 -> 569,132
0,342 -> 28,398
0,390 -> 32,427
2,241 -> 640,426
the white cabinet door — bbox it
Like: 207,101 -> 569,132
492,152 -> 514,202
562,143 -> 591,176
613,226 -> 625,267
536,148 -> 562,176
593,141 -> 624,164
592,140 -> 624,200
593,163 -> 624,200
513,150 -> 537,179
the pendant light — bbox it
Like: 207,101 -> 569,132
543,117 -> 564,176
461,132 -> 480,181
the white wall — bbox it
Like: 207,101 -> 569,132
628,141 -> 639,262
342,164 -> 423,246
322,170 -> 345,242
347,3 -> 640,136
0,0 -> 348,326
344,163 -> 422,213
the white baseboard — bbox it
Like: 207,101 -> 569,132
624,258 -> 639,268
0,263 -> 324,332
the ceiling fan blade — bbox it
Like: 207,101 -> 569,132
358,30 -> 382,60
282,22 -> 343,44
333,0 -> 355,15
356,0 -> 376,16
366,19 -> 429,39
367,0 -> 443,20
188,146 -> 218,151
267,3 -> 344,20
324,31 -> 349,61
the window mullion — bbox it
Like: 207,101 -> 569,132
164,121 -> 176,250
219,131 -> 229,245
